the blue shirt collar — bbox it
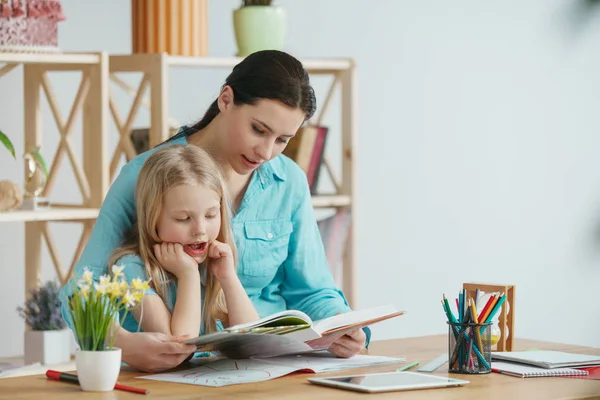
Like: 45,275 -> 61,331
261,156 -> 287,182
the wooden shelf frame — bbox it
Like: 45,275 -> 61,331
108,53 -> 358,306
0,52 -> 109,293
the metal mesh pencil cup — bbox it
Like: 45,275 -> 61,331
447,321 -> 492,374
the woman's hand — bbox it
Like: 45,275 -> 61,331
328,328 -> 367,358
207,240 -> 236,282
154,242 -> 198,278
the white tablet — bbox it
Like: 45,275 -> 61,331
307,371 -> 470,393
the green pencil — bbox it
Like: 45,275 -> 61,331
397,361 -> 419,371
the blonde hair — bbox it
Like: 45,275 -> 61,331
110,144 -> 236,333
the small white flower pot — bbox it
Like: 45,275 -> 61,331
24,329 -> 72,365
75,348 -> 122,392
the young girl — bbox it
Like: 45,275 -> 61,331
110,144 -> 259,337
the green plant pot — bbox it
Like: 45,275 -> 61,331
233,6 -> 286,57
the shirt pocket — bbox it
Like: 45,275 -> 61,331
241,219 -> 293,277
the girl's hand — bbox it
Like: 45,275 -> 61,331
207,240 -> 236,282
154,242 -> 198,278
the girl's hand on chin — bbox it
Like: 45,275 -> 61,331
154,242 -> 198,278
207,240 -> 236,282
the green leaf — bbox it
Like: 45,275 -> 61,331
0,130 -> 16,159
31,149 -> 49,179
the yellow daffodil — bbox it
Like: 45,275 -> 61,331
133,290 -> 145,303
122,290 -> 136,308
108,281 -> 123,298
93,281 -> 109,295
111,265 -> 125,278
131,277 -> 151,292
80,267 -> 93,285
99,275 -> 111,286
78,283 -> 90,300
119,280 -> 129,294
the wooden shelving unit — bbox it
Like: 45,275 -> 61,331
0,52 -> 109,295
0,52 -> 358,308
0,208 -> 100,223
108,53 -> 358,306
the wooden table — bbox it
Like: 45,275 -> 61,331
1,335 -> 599,399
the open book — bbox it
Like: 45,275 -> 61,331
183,304 -> 404,359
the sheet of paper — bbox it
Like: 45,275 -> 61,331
260,353 -> 406,372
138,354 -> 405,387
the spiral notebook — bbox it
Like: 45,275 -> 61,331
492,351 -> 600,369
492,362 -> 589,378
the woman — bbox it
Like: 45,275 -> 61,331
59,50 -> 368,373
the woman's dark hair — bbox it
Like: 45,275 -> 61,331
172,50 -> 316,139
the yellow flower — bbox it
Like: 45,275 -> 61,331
131,277 -> 150,292
79,283 -> 90,300
122,290 -> 136,308
108,281 -> 123,298
79,267 -> 93,286
133,290 -> 145,303
99,275 -> 111,286
120,280 -> 129,294
111,265 -> 125,278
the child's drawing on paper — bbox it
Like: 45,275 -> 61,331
138,354 -> 405,387
139,358 -> 298,387
182,360 -> 273,386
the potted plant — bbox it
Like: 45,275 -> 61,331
67,265 -> 149,392
17,280 -> 72,365
233,0 -> 286,57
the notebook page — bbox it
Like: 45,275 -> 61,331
492,362 -> 588,378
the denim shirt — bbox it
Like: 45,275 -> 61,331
59,133 -> 370,345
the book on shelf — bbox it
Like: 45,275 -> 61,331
306,125 -> 329,194
182,304 -> 404,359
282,124 -> 329,193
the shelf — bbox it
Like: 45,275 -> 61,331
0,198 -> 348,221
109,54 -> 352,74
0,52 -> 101,65
167,55 -> 352,72
311,195 -> 351,208
0,207 -> 100,222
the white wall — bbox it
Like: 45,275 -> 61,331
2,0 -> 600,357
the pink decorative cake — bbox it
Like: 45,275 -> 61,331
0,0 -> 65,52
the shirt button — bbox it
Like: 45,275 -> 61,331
267,233 -> 274,239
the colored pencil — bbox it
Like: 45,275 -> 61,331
46,370 -> 149,395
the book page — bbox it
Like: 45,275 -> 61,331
227,309 -> 312,331
313,305 -> 402,335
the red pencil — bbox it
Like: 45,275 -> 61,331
478,295 -> 496,323
46,370 -> 149,395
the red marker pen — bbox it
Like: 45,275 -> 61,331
46,370 -> 149,395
